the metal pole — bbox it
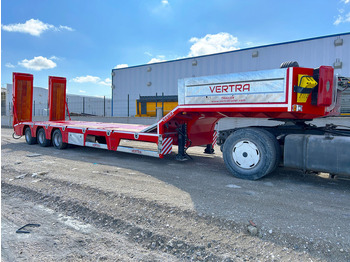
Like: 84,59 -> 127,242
104,96 -> 106,117
111,87 -> 113,117
9,102 -> 12,127
127,94 -> 130,117
162,92 -> 164,117
155,93 -> 157,112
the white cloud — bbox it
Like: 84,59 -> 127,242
334,12 -> 350,25
188,32 -> 239,57
147,57 -> 166,64
49,56 -> 60,60
18,56 -> 56,70
151,0 -> 171,15
142,33 -> 241,65
114,64 -> 128,69
72,75 -> 101,83
58,25 -> 74,31
5,63 -> 15,68
79,90 -> 86,93
1,19 -> 74,36
99,78 -> 112,86
72,75 -> 112,86
342,0 -> 350,4
334,15 -> 343,25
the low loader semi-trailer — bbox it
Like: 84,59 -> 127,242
12,62 -> 350,180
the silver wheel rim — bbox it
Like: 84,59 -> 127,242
54,134 -> 60,147
26,131 -> 31,141
232,140 -> 260,169
39,132 -> 44,144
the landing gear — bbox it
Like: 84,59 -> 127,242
204,144 -> 215,154
176,124 -> 191,161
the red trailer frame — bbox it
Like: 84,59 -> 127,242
12,65 -> 339,160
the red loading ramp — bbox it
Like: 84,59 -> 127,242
49,76 -> 67,121
12,73 -> 33,127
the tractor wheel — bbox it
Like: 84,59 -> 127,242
223,128 -> 280,180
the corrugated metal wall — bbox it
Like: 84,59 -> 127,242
112,33 -> 350,117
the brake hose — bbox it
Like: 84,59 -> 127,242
12,132 -> 22,139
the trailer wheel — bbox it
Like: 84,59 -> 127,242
25,127 -> 37,145
52,129 -> 68,149
223,128 -> 280,180
37,128 -> 51,147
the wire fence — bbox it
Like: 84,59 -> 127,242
4,96 -> 112,117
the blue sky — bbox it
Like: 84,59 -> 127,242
1,0 -> 350,98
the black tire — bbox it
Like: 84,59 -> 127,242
24,127 -> 37,145
280,61 -> 299,68
223,128 -> 280,180
52,129 -> 68,149
263,129 -> 282,171
37,128 -> 51,147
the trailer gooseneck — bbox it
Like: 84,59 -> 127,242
12,63 -> 350,180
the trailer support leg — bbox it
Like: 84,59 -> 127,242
176,124 -> 191,161
204,144 -> 215,154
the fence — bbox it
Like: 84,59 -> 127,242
67,96 -> 111,117
5,96 -> 112,117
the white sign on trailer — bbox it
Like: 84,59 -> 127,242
178,68 -> 288,105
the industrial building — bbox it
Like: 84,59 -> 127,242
112,33 -> 350,117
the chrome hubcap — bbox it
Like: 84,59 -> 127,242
232,140 -> 260,169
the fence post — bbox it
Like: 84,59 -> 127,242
9,102 -> 12,127
127,94 -> 130,117
162,92 -> 164,117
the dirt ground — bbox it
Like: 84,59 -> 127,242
1,127 -> 350,261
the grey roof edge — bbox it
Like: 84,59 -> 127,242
112,32 -> 350,72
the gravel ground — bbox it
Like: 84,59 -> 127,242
1,126 -> 350,261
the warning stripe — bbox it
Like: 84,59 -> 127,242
161,138 -> 173,155
212,130 -> 218,147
